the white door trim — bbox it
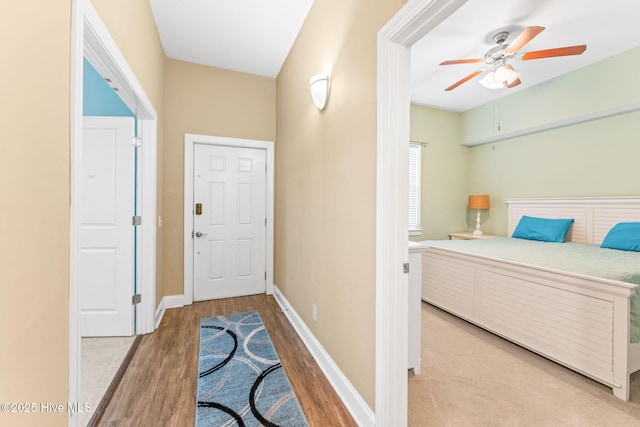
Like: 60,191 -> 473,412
375,0 -> 467,425
184,134 -> 275,305
70,0 -> 158,425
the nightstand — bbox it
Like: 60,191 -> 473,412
449,232 -> 499,240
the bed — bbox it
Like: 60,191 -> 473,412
420,197 -> 640,401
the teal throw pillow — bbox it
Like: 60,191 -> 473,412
512,216 -> 574,243
600,222 -> 640,252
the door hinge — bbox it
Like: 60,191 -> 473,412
265,218 -> 267,226
132,294 -> 142,305
132,136 -> 142,147
132,215 -> 142,226
403,263 -> 410,274
265,272 -> 267,281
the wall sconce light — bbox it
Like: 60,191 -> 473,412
309,74 -> 330,110
468,194 -> 490,235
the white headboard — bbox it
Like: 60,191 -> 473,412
505,197 -> 640,245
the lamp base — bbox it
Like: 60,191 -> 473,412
473,209 -> 483,235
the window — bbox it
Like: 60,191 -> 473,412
408,143 -> 422,236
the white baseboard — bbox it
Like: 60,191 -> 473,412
272,286 -> 374,427
154,294 -> 185,330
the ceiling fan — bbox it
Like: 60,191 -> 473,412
440,26 -> 587,91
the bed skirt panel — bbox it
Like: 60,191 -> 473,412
422,250 -> 617,386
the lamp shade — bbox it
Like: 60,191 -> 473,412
469,194 -> 490,210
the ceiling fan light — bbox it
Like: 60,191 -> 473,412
479,72 -> 503,89
504,68 -> 521,85
490,65 -> 521,85
494,66 -> 509,82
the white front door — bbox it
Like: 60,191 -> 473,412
193,144 -> 266,301
80,116 -> 135,337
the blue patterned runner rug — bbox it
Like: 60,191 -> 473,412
196,310 -> 309,427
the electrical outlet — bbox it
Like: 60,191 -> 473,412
312,304 -> 317,322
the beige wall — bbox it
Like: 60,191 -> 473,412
163,59 -> 276,297
0,2 -> 165,425
91,0 -> 167,304
93,3 -> 276,307
0,1 -> 71,425
275,0 -> 406,408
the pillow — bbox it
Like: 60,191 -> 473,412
512,216 -> 574,243
600,222 -> 640,252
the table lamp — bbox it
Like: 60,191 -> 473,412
469,194 -> 490,235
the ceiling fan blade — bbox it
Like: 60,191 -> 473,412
520,45 -> 587,60
504,65 -> 521,88
439,59 -> 484,65
504,26 -> 545,54
444,70 -> 483,91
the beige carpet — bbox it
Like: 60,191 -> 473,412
409,302 -> 640,427
81,336 -> 136,426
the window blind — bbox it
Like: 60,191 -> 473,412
408,144 -> 421,233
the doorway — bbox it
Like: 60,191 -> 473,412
376,0 -> 468,425
79,115 -> 137,424
70,2 -> 158,426
183,134 -> 275,305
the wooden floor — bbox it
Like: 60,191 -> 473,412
97,294 -> 357,426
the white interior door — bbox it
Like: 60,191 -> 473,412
193,144 -> 266,301
80,116 -> 135,337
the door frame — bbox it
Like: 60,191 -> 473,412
376,0 -> 467,425
69,1 -> 158,425
183,134 -> 275,305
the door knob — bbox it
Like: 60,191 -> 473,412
195,231 -> 208,238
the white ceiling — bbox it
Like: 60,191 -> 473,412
149,0 -> 314,78
411,0 -> 640,112
148,0 -> 640,112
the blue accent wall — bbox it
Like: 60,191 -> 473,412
83,57 -> 136,123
